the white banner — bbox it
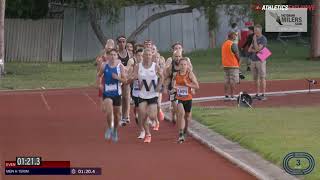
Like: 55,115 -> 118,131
265,8 -> 307,32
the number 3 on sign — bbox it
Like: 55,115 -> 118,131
296,159 -> 301,166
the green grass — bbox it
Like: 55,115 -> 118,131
0,62 -> 96,90
193,107 -> 320,180
1,40 -> 320,90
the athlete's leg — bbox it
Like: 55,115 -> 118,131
103,98 -> 113,140
135,98 -> 145,139
139,101 -> 149,142
121,85 -> 131,122
177,102 -> 186,143
184,101 -> 192,135
145,103 -> 158,142
148,103 -> 158,127
171,101 -> 177,124
177,103 -> 185,132
112,96 -> 122,142
157,93 -> 164,121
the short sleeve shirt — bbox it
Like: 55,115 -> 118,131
250,35 -> 267,61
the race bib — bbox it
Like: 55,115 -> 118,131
105,84 -> 117,92
169,93 -> 176,101
133,81 -> 140,91
177,86 -> 188,97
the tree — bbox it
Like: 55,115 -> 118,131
85,0 -> 249,46
311,0 -> 320,59
5,0 -> 48,19
0,0 -> 5,77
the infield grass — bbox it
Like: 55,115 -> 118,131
193,106 -> 320,180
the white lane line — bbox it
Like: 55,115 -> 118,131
40,93 -> 51,111
160,88 -> 320,107
82,90 -> 98,106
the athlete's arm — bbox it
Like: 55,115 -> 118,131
96,56 -> 102,72
97,63 -> 105,88
127,63 -> 139,84
127,58 -> 134,69
163,63 -> 172,91
126,58 -> 135,75
186,71 -> 199,89
156,64 -> 164,92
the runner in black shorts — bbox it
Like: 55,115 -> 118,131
173,58 -> 199,143
127,47 -> 145,139
97,48 -> 127,142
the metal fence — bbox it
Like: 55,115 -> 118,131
4,5 -> 211,62
62,5 -> 210,62
5,19 -> 63,62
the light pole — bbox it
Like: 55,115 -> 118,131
0,0 -> 5,77
311,0 -> 320,59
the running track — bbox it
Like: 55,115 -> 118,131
0,87 -> 255,180
2,79 -> 318,180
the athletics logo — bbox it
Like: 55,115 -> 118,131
269,12 -> 283,25
283,152 -> 315,175
252,4 -> 317,11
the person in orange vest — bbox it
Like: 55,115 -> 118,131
221,32 -> 241,101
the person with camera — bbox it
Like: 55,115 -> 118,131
221,32 -> 241,101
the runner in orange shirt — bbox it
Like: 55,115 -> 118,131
173,58 -> 199,143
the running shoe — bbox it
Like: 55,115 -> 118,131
119,118 -> 127,126
144,135 -> 151,143
125,117 -> 130,124
112,128 -> 119,142
137,131 -> 145,139
104,127 -> 113,140
178,134 -> 185,144
153,122 -> 159,131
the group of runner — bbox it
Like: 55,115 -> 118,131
96,36 -> 199,144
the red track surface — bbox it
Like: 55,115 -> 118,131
0,88 -> 255,180
1,79 -> 318,180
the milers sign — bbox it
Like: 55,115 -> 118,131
265,8 -> 307,32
